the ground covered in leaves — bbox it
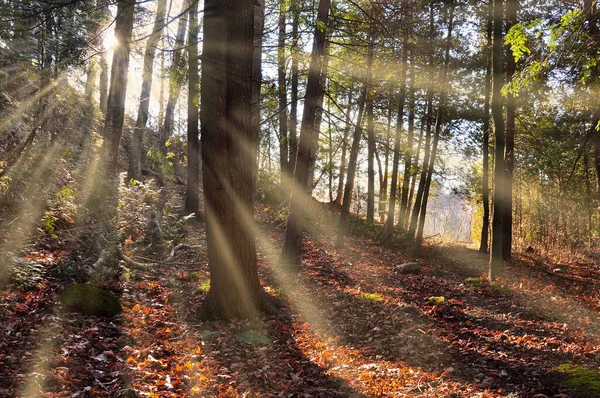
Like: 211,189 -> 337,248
2,187 -> 600,397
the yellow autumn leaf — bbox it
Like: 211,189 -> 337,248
186,361 -> 193,370
194,346 -> 202,355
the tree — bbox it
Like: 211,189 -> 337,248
281,0 -> 331,266
480,0 -> 493,253
277,0 -> 289,178
185,0 -> 200,214
199,0 -> 277,320
128,0 -> 167,181
490,0 -> 507,281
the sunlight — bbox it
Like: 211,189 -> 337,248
103,32 -> 118,51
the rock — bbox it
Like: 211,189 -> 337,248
395,262 -> 422,274
59,284 -> 122,318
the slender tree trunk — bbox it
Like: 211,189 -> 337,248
308,50 -> 330,192
252,0 -> 265,181
99,51 -> 109,114
158,34 -> 165,133
503,0 -> 518,262
288,1 -> 300,173
199,0 -> 277,320
336,77 -> 369,248
490,0 -> 507,281
162,1 -> 188,178
405,114 -> 425,230
366,59 -> 376,223
480,0 -> 493,253
102,0 -> 135,170
379,102 -> 392,223
399,53 -> 415,229
185,0 -> 200,214
414,1 -> 455,255
386,36 -> 409,236
129,0 -> 167,181
278,1 -> 289,177
281,0 -> 331,266
336,87 -> 354,205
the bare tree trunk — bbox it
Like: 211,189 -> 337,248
490,0 -> 507,281
129,0 -> 167,181
405,112 -> 425,229
288,0 -> 300,174
308,50 -> 330,192
386,36 -> 409,236
414,1 -> 455,255
199,0 -> 278,320
399,52 -> 415,229
336,76 -> 369,248
366,60 -> 376,224
480,0 -> 493,253
185,0 -> 200,214
102,0 -> 135,170
503,0 -> 518,262
281,0 -> 331,266
379,102 -> 392,223
99,51 -> 109,114
277,1 -> 289,177
336,86 -> 354,205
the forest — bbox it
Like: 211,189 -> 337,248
2,0 -> 600,396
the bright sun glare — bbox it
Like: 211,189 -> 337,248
103,32 -> 118,51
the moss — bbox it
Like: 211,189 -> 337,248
427,296 -> 446,304
464,277 -> 482,288
195,279 -> 210,293
60,284 -> 122,317
360,292 -> 383,302
236,330 -> 271,345
556,364 -> 600,395
427,269 -> 445,277
190,272 -> 202,280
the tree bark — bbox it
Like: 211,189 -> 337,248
379,101 -> 392,223
101,0 -> 135,170
278,1 -> 289,178
336,86 -> 354,205
128,0 -> 167,181
490,0 -> 507,281
199,0 -> 277,320
336,76 -> 369,248
414,1 -> 455,256
281,0 -> 331,266
399,51 -> 415,230
480,0 -> 493,253
503,0 -> 518,262
288,0 -> 300,174
99,51 -> 108,114
185,0 -> 200,214
366,62 -> 375,224
386,35 -> 409,236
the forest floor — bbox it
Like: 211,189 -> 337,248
2,183 -> 600,397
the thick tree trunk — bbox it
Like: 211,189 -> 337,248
414,2 -> 455,255
480,0 -> 493,253
336,87 -> 354,205
102,0 -> 135,170
308,50 -> 330,192
385,36 -> 409,236
336,77 -> 368,248
399,53 -> 415,230
288,1 -> 300,174
490,0 -> 507,281
503,0 -> 518,262
128,0 -> 167,181
199,0 -> 277,320
281,0 -> 331,266
185,0 -> 200,214
278,1 -> 289,177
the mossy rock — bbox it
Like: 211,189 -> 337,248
427,269 -> 445,277
60,284 -> 122,317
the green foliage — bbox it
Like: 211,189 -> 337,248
196,279 -> 210,293
464,277 -> 482,288
199,330 -> 218,340
360,292 -> 383,302
427,296 -> 446,304
505,23 -> 531,62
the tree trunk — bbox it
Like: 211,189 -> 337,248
288,1 -> 300,174
278,1 -> 289,178
185,0 -> 200,214
414,1 -> 455,255
161,1 -> 188,180
128,0 -> 167,181
399,52 -> 415,230
366,62 -> 375,224
480,0 -> 493,253
405,112 -> 425,229
281,0 -> 331,266
379,102 -> 392,223
336,87 -> 354,205
490,0 -> 507,281
308,50 -> 330,192
199,0 -> 277,320
386,36 -> 409,236
101,0 -> 135,170
99,51 -> 109,114
503,0 -> 518,262
336,77 -> 369,248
